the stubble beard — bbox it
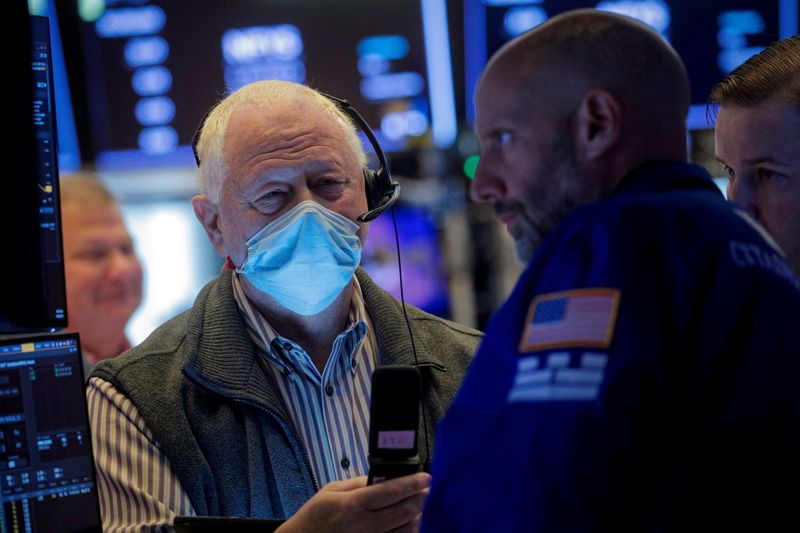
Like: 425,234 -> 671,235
512,137 -> 586,264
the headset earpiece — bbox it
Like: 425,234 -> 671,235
360,166 -> 400,221
318,92 -> 400,222
364,168 -> 390,212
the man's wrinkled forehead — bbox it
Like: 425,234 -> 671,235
227,96 -> 354,151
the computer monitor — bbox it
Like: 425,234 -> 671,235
361,205 -> 450,318
0,332 -> 102,533
463,0 -> 798,129
65,0 -> 457,171
0,14 -> 68,334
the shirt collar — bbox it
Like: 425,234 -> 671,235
231,273 -> 369,377
612,160 -> 719,198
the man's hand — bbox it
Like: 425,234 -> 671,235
277,473 -> 431,533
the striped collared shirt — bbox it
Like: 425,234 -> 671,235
231,273 -> 376,488
86,274 -> 377,530
87,378 -> 194,532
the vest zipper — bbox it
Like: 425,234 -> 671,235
412,362 -> 447,372
232,397 -> 321,492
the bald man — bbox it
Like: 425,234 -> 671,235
712,35 -> 800,275
61,174 -> 143,376
423,10 -> 800,532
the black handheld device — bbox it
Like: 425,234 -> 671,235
367,366 -> 422,484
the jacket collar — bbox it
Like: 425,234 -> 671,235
182,269 -> 446,416
182,270 -> 291,420
612,160 -> 720,198
355,268 -> 446,371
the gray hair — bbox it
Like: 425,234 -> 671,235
194,80 -> 367,203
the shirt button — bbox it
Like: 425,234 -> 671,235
340,457 -> 350,469
325,384 -> 334,396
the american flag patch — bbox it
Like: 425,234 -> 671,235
518,289 -> 620,352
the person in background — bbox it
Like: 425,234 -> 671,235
86,80 -> 480,532
712,35 -> 800,275
423,10 -> 800,532
60,173 -> 143,377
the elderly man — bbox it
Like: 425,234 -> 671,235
61,173 -> 143,377
86,81 -> 480,531
423,10 -> 800,532
712,35 -> 800,275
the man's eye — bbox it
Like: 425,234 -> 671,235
721,164 -> 735,179
496,131 -> 512,146
77,249 -> 108,261
251,190 -> 286,211
314,179 -> 347,197
255,190 -> 285,203
756,168 -> 775,181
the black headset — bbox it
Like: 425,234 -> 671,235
191,91 -> 400,223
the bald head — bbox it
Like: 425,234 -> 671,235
471,10 -> 692,261
483,9 -> 690,166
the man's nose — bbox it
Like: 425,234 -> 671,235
728,177 -> 761,221
106,249 -> 140,281
469,158 -> 506,204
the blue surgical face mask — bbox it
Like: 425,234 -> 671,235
236,200 -> 362,316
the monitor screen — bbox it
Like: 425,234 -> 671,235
0,14 -> 68,334
0,333 -> 102,533
464,0 -> 798,129
361,205 -> 450,318
69,0 -> 456,170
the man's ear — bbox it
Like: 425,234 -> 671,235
192,195 -> 225,255
574,88 -> 622,161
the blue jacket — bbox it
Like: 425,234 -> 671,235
423,162 -> 800,532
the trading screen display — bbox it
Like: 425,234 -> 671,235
464,0 -> 797,128
27,16 -> 67,330
361,205 -> 451,318
75,0 -> 456,170
0,335 -> 100,533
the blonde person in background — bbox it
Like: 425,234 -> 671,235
60,173 -> 143,377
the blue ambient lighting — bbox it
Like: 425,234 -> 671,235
132,66 -> 172,96
125,37 -> 169,68
222,25 -> 303,64
597,0 -> 672,35
138,126 -> 178,155
503,7 -> 547,37
421,0 -> 457,148
134,96 -> 175,127
95,6 -> 166,38
357,35 -> 410,60
361,72 -> 425,101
